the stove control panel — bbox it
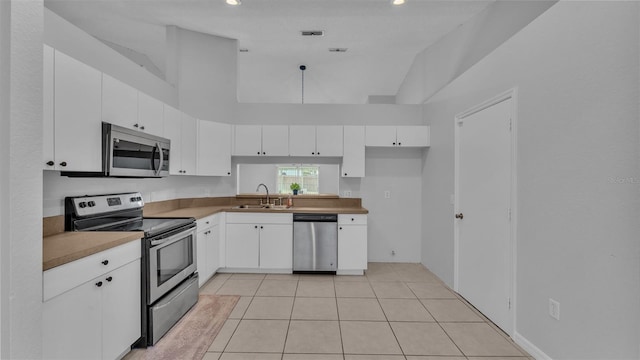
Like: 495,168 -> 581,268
70,192 -> 144,217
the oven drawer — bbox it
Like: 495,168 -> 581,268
43,240 -> 141,301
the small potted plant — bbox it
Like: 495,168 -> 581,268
290,182 -> 301,195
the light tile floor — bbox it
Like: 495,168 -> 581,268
200,263 -> 532,360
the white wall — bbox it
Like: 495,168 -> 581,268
396,1 -> 555,105
167,27 -> 237,123
0,1 -> 44,358
44,8 -> 178,107
340,148 -> 424,263
418,2 -> 639,358
235,103 -> 422,126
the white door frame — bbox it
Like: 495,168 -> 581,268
453,88 -> 518,335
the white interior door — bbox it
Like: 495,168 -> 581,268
455,95 -> 513,334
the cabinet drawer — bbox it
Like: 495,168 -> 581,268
43,240 -> 141,301
338,214 -> 367,225
197,214 -> 217,230
226,212 -> 292,225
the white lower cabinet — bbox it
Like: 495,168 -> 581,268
197,214 -> 222,287
43,241 -> 141,360
338,214 -> 368,274
226,223 -> 260,268
258,224 -> 293,269
225,213 -> 293,271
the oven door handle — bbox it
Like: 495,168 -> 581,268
150,228 -> 194,248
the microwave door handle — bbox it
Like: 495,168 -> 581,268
153,142 -> 163,176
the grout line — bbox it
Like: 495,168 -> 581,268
280,279 -> 299,357
333,279 -> 347,359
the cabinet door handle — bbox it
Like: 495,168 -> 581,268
95,281 -> 103,287
254,225 -> 258,229
59,161 -> 67,167
398,142 -> 401,146
140,126 -> 145,130
455,213 -> 464,219
257,151 -> 261,155
392,142 -> 396,145
317,152 -> 320,155
227,172 -> 231,175
344,173 -> 347,176
351,218 -> 355,221
105,276 -> 113,282
260,226 -> 264,229
134,123 -> 139,128
262,152 -> 266,155
46,161 -> 54,166
101,260 -> 109,265
339,227 -> 342,230
312,152 -> 315,155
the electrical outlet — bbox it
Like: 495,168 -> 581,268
384,190 -> 391,199
549,298 -> 560,320
343,190 -> 352,197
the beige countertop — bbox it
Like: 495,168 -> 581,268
150,205 -> 368,219
43,231 -> 143,271
43,196 -> 367,271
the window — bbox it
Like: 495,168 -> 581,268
276,165 -> 319,194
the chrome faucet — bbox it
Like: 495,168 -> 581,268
256,183 -> 270,205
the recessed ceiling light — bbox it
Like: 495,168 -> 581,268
226,0 -> 241,5
391,0 -> 405,5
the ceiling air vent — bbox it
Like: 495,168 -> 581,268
329,48 -> 348,53
301,30 -> 324,36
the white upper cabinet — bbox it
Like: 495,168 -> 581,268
197,120 -> 231,176
103,74 -> 164,137
233,125 -> 289,156
289,125 -> 343,157
137,92 -> 164,136
164,106 -> 196,175
396,126 -> 430,147
342,126 -> 365,178
53,50 -> 103,172
101,73 -> 138,130
43,44 -> 55,170
316,126 -> 343,156
365,125 -> 430,147
233,125 -> 262,156
261,126 -> 289,156
289,126 -> 316,156
180,113 -> 197,175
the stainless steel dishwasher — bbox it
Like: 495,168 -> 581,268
293,213 -> 338,273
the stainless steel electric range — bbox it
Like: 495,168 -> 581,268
65,192 -> 199,347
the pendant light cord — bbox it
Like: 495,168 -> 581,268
300,64 -> 306,104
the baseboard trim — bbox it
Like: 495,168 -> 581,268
514,331 -> 552,360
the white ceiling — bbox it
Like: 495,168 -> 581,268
45,0 -> 493,104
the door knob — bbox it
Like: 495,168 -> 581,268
455,213 -> 464,219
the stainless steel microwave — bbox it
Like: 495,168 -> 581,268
63,122 -> 170,178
